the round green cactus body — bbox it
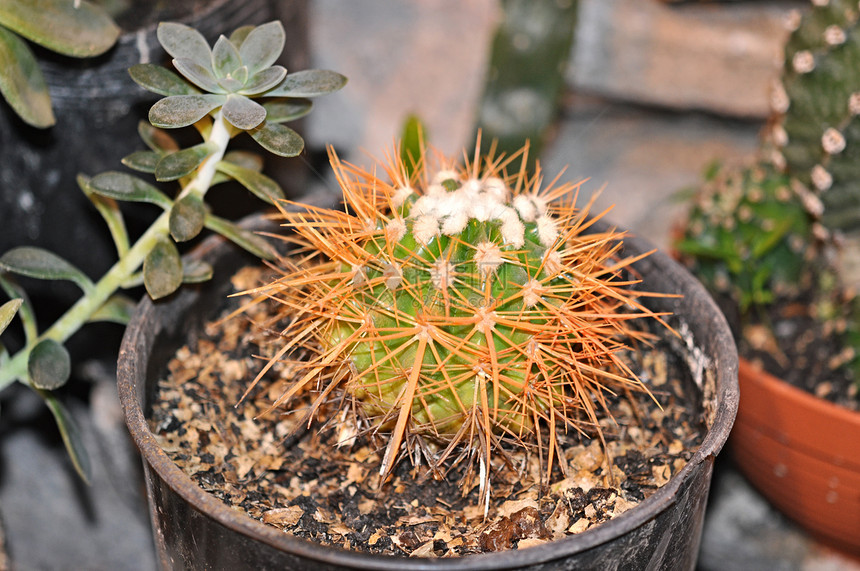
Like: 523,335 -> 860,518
268,144 -> 666,485
335,170 -> 567,438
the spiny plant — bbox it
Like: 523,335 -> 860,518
0,0 -> 120,127
0,20 -> 345,481
248,140 -> 670,503
675,159 -> 819,317
767,0 -> 860,233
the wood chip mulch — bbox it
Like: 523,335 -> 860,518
149,266 -> 707,557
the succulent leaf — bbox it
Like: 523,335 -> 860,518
88,171 -> 172,208
0,26 -> 53,127
229,25 -> 254,49
265,69 -> 348,98
222,150 -> 264,172
204,215 -> 277,260
250,121 -> 304,157
138,121 -> 180,153
237,20 -> 285,76
88,294 -> 136,325
172,58 -> 225,94
169,194 -> 206,242
129,63 -> 200,97
143,238 -> 183,300
0,275 -> 35,344
222,93 -> 267,130
40,391 -> 91,484
262,98 -> 312,124
157,22 -> 213,72
181,260 -> 213,284
0,247 -> 94,293
155,141 -> 216,182
121,150 -> 160,173
0,0 -> 118,57
240,65 -> 287,96
0,298 -> 22,336
211,35 -> 242,79
215,160 -> 284,204
28,339 -> 70,390
78,174 -> 130,258
148,94 -> 226,129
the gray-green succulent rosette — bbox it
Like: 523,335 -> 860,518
130,21 -> 345,158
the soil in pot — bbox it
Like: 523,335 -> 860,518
148,265 -> 708,558
730,293 -> 859,411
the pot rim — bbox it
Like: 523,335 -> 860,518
738,358 -> 860,425
117,215 -> 739,569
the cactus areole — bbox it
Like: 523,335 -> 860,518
255,143 -> 671,497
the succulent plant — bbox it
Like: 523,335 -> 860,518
676,157 -> 860,389
0,20 -> 345,481
767,0 -> 860,233
0,0 -> 120,127
253,141 -> 668,500
675,160 -> 819,316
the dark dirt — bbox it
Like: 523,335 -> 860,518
719,292 -> 859,411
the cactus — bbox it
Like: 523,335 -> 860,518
676,157 -> 860,388
253,141 -> 669,499
768,0 -> 860,233
675,160 -> 819,316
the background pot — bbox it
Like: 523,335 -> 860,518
117,215 -> 739,570
731,358 -> 860,556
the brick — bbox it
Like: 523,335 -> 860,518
571,0 -> 794,117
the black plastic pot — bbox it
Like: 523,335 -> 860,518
117,215 -> 739,570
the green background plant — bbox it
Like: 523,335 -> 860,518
473,0 -> 578,172
675,160 -> 817,316
679,0 -> 860,389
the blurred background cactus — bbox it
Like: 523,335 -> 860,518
678,0 -> 860,388
0,20 -> 344,480
0,0 -> 120,127
767,0 -> 860,235
473,0 -> 577,172
257,141 -> 666,501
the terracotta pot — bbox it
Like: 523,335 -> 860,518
117,216 -> 739,570
731,359 -> 860,555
